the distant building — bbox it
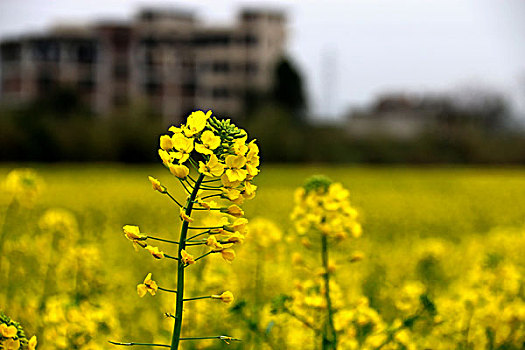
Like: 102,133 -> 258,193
0,8 -> 286,123
346,94 -> 444,139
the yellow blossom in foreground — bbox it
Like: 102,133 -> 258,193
224,154 -> 247,182
146,245 -> 165,259
158,149 -> 175,166
137,273 -> 158,297
0,324 -> 17,338
223,204 -> 244,218
206,236 -> 224,251
228,218 -> 248,234
148,176 -> 166,193
2,338 -> 20,350
199,154 -> 225,177
169,164 -> 189,179
123,225 -> 146,241
226,232 -> 245,244
232,136 -> 248,156
184,110 -> 211,137
160,135 -> 174,150
28,336 -> 37,350
221,248 -> 236,262
212,291 -> 234,304
181,249 -> 195,265
196,130 -> 221,155
172,133 -> 194,163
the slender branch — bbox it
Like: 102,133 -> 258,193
158,286 -> 177,293
179,179 -> 192,194
186,230 -> 212,242
180,336 -> 241,342
164,254 -> 180,261
183,295 -> 212,302
200,194 -> 222,200
193,251 -> 213,263
147,236 -> 179,245
166,192 -> 184,208
109,341 -> 169,347
284,308 -> 321,334
188,226 -> 224,230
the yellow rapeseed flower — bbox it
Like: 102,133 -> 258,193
158,149 -> 175,166
198,154 -> 225,177
0,324 -> 17,338
179,208 -> 194,223
146,245 -> 165,259
169,164 -> 189,179
212,291 -> 234,304
181,249 -> 195,265
28,336 -> 37,350
232,136 -> 248,156
123,225 -> 146,241
160,135 -> 174,150
206,235 -> 224,251
228,218 -> 248,234
27,336 -> 38,350
137,273 -> 158,297
172,133 -> 194,163
148,176 -> 166,193
2,338 -> 20,350
221,248 -> 236,262
195,130 -> 221,155
224,155 -> 248,182
222,204 -> 244,218
226,232 -> 245,244
184,110 -> 211,137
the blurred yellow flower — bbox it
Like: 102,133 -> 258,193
221,248 -> 236,262
28,336 -> 37,350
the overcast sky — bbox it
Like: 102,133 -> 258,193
1,0 -> 524,120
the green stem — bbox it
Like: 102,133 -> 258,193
109,341 -> 169,347
183,295 -> 212,302
147,236 -> 179,244
159,286 -> 177,293
170,173 -> 204,350
166,192 -> 184,208
321,234 -> 337,350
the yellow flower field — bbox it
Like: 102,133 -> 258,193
1,164 -> 525,349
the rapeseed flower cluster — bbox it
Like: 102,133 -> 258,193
0,312 -> 37,350
116,110 -> 259,349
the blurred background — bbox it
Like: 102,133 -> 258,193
2,2 -> 525,349
1,0 -> 525,164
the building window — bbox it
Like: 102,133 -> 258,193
212,61 -> 230,73
144,81 -> 162,95
33,40 -> 60,61
212,87 -> 230,99
244,34 -> 258,46
245,62 -> 258,75
77,43 -> 96,63
113,64 -> 129,80
1,43 -> 21,62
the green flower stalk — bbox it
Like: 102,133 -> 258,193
113,110 -> 260,349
